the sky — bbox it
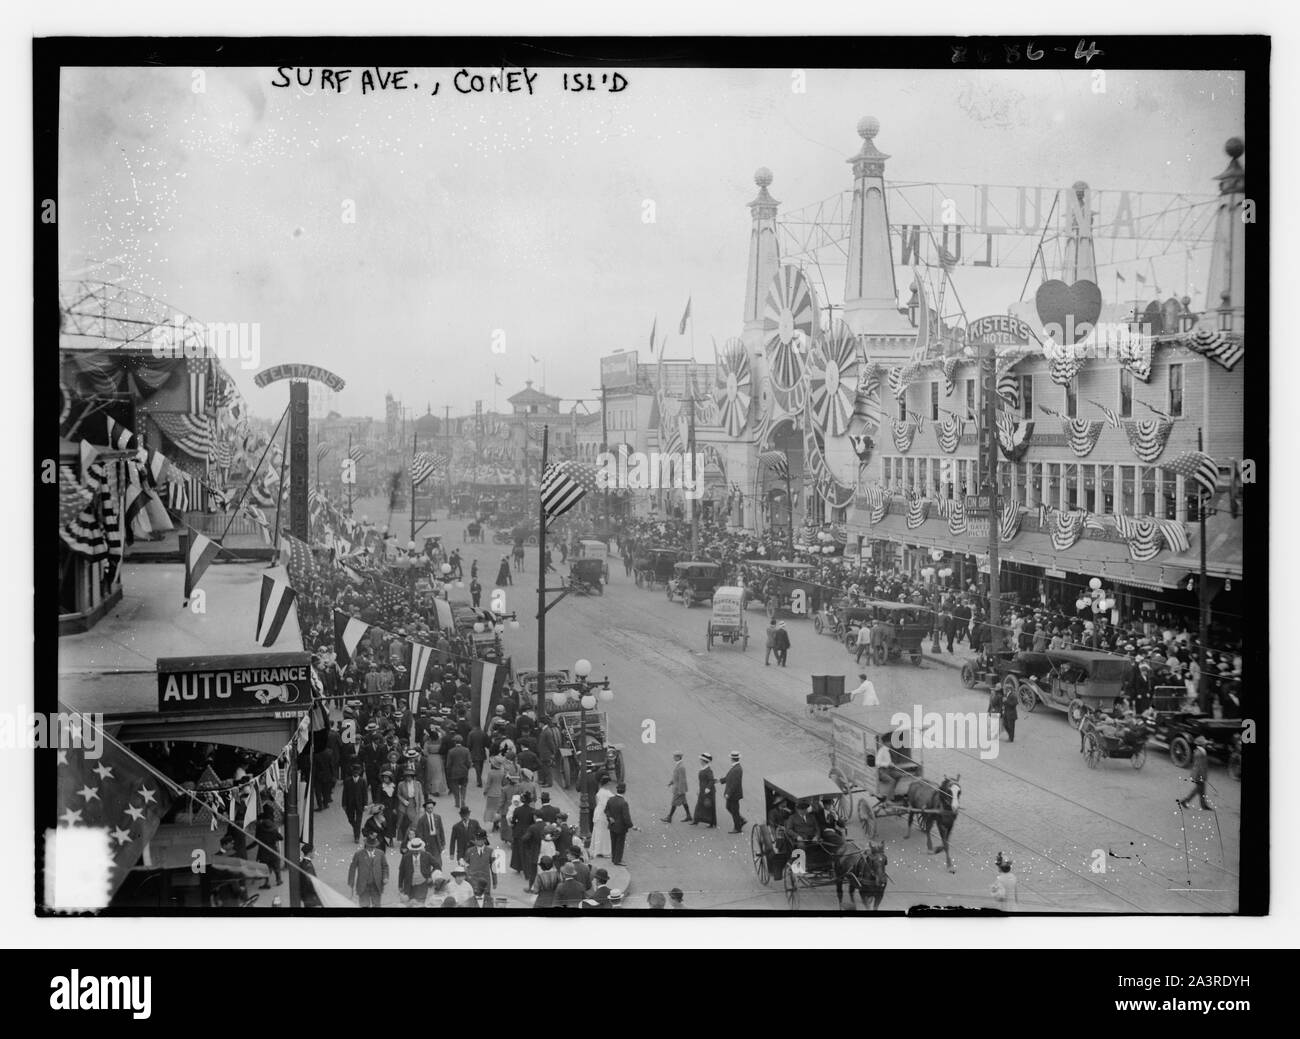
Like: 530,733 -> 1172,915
58,66 -> 1244,419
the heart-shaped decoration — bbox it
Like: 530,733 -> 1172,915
1035,279 -> 1102,344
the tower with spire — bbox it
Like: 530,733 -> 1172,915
843,117 -> 912,342
1205,137 -> 1246,336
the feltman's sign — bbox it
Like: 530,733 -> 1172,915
157,652 -> 312,713
253,363 -> 346,392
966,314 -> 1034,346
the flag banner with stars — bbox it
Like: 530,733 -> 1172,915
1048,353 -> 1084,386
891,420 -> 917,453
999,500 -> 1023,543
1040,405 -> 1106,458
905,494 -> 929,530
409,451 -> 444,487
1047,508 -> 1089,551
940,356 -> 958,396
1156,517 -> 1191,554
936,412 -> 962,453
348,444 -> 367,463
995,410 -> 1033,461
1119,339 -> 1154,382
1122,419 -> 1174,463
1088,399 -> 1122,429
947,495 -> 968,536
757,450 -> 791,482
55,710 -> 174,901
1112,514 -> 1164,562
1186,326 -> 1244,370
1161,450 -> 1220,498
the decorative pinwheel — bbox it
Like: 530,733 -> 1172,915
807,320 -> 861,438
762,265 -> 818,401
715,337 -> 752,438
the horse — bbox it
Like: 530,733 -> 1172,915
905,775 -> 961,873
829,835 -> 888,911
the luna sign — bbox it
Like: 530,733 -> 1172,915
253,363 -> 346,392
157,652 -> 313,713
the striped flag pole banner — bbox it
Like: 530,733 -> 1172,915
1088,399 -> 1122,429
757,450 -> 791,481
332,610 -> 369,668
255,574 -> 298,647
539,461 -> 587,521
183,525 -> 220,605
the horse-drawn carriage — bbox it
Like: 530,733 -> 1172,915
1080,711 -> 1150,769
633,546 -> 679,589
750,771 -> 886,910
828,705 -> 960,872
742,560 -> 818,615
666,560 -> 722,608
705,586 -> 749,651
464,520 -> 485,543
999,649 -> 1133,728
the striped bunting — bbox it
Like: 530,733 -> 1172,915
905,495 -> 929,530
539,462 -> 587,520
1186,326 -> 1244,370
858,484 -> 888,525
1040,406 -> 1105,457
947,495 -> 967,536
999,500 -> 1022,543
183,525 -> 220,604
1112,514 -> 1163,562
1047,508 -> 1089,551
255,574 -> 297,647
1048,353 -> 1084,386
1156,518 -> 1190,555
891,420 -> 917,453
151,412 -> 213,460
186,354 -> 208,417
1161,451 -> 1219,498
936,412 -> 962,453
348,445 -> 367,463
1122,419 -> 1173,463
105,416 -> 137,451
887,364 -> 921,400
315,443 -> 332,465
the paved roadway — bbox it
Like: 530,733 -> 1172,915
337,501 -> 1242,912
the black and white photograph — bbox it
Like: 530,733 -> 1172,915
20,18 -> 1281,962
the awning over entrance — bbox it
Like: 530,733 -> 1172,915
852,507 -> 1240,590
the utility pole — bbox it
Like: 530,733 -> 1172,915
346,430 -> 354,517
979,343 -> 1002,653
688,389 -> 698,558
536,424 -> 549,697
409,434 -> 417,545
1197,426 -> 1210,713
444,405 -> 452,515
600,383 -> 610,538
475,400 -> 483,497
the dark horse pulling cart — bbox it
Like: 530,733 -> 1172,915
750,771 -> 887,910
633,546 -> 678,589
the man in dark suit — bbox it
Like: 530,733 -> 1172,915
537,791 -> 560,825
467,722 -> 489,787
341,763 -> 370,844
347,834 -> 389,907
412,797 -> 446,869
448,805 -> 487,862
446,735 -> 473,809
722,752 -> 747,833
606,782 -> 634,866
554,862 -> 586,908
537,718 -> 563,788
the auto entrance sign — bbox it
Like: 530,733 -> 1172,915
157,652 -> 312,713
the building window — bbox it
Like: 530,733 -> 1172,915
905,457 -> 915,493
1064,464 -> 1078,509
1168,363 -> 1184,418
1120,465 -> 1136,515
965,379 -> 976,418
1064,377 -> 1078,419
1046,463 -> 1061,509
1101,466 -> 1115,514
930,382 -> 940,421
1015,462 -> 1029,506
898,396 -> 908,422
930,457 -> 941,498
1140,467 -> 1156,515
1020,375 -> 1034,421
1162,473 -> 1178,519
1119,368 -> 1133,419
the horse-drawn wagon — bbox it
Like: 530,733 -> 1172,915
633,546 -> 678,589
828,704 -> 960,872
750,771 -> 886,910
742,560 -> 818,616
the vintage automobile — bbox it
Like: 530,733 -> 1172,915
568,558 -> 606,596
849,600 -> 932,666
573,539 -> 610,577
1001,649 -> 1134,728
706,586 -> 749,651
666,560 -> 723,608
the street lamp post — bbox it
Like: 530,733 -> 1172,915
556,658 -> 611,839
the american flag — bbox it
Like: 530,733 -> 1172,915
280,534 -> 318,592
1187,326 -> 1244,370
409,451 -> 444,487
186,354 -> 209,417
757,450 -> 791,482
151,412 -> 213,460
315,443 -> 332,466
1113,514 -> 1163,562
54,710 -> 174,902
348,445 -> 367,463
998,500 -> 1022,543
1088,399 -> 1122,429
1161,451 -> 1220,498
540,462 -> 587,520
940,356 -> 959,397
891,420 -> 917,453
996,372 -> 1020,408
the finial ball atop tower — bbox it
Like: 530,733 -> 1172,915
754,167 -> 773,188
857,116 -> 880,140
1224,137 -> 1244,159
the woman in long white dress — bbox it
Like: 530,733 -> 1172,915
588,780 -> 615,859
